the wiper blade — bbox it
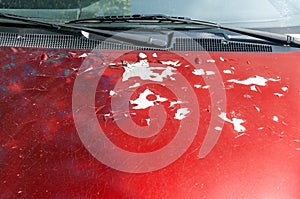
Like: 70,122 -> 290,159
68,14 -> 300,47
0,12 -> 170,48
67,14 -> 219,26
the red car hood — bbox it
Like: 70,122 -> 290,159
0,47 -> 299,198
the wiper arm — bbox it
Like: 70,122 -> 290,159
217,26 -> 300,47
0,12 -> 170,48
68,14 -> 300,48
164,16 -> 300,48
165,16 -> 300,47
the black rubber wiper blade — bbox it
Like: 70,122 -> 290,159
67,14 -> 219,27
0,12 -> 169,48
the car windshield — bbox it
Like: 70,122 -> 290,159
0,0 -> 300,28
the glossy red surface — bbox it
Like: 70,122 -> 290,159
0,47 -> 299,198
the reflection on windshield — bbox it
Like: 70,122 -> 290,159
0,0 -> 300,28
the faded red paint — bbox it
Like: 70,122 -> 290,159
0,47 -> 299,198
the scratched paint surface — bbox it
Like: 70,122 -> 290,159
0,47 -> 300,198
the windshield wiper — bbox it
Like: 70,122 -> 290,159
0,12 -> 170,48
67,14 -> 300,48
67,14 -> 219,27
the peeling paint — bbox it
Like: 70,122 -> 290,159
206,59 -> 216,63
223,70 -> 233,74
192,69 -> 215,76
104,113 -> 111,117
219,112 -> 246,132
130,89 -> 167,109
192,69 -> 205,76
169,100 -> 183,107
254,106 -> 260,112
78,53 -> 88,58
274,93 -> 284,97
145,118 -> 151,126
281,86 -> 288,92
160,60 -> 181,67
227,75 -> 280,86
122,60 -> 176,82
139,52 -> 147,59
219,57 -> 225,61
194,84 -> 202,88
250,85 -> 258,91
273,115 -> 279,122
152,53 -> 158,57
202,85 -> 210,89
174,108 -> 190,120
109,90 -> 117,96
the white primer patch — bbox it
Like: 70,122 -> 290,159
169,100 -> 183,107
273,115 -> 279,122
202,85 -> 210,89
130,89 -> 167,109
192,69 -> 205,76
227,75 -> 280,86
152,53 -> 158,58
281,86 -> 288,92
139,52 -> 147,59
160,60 -> 181,67
223,70 -> 233,74
192,69 -> 215,76
79,53 -> 88,58
104,113 -> 111,117
207,59 -> 216,63
145,118 -> 151,126
250,85 -> 258,91
122,60 -> 176,82
194,84 -> 202,88
254,106 -> 260,112
109,90 -> 117,96
219,112 -> 246,132
174,108 -> 190,120
220,57 -> 225,61
274,93 -> 284,97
